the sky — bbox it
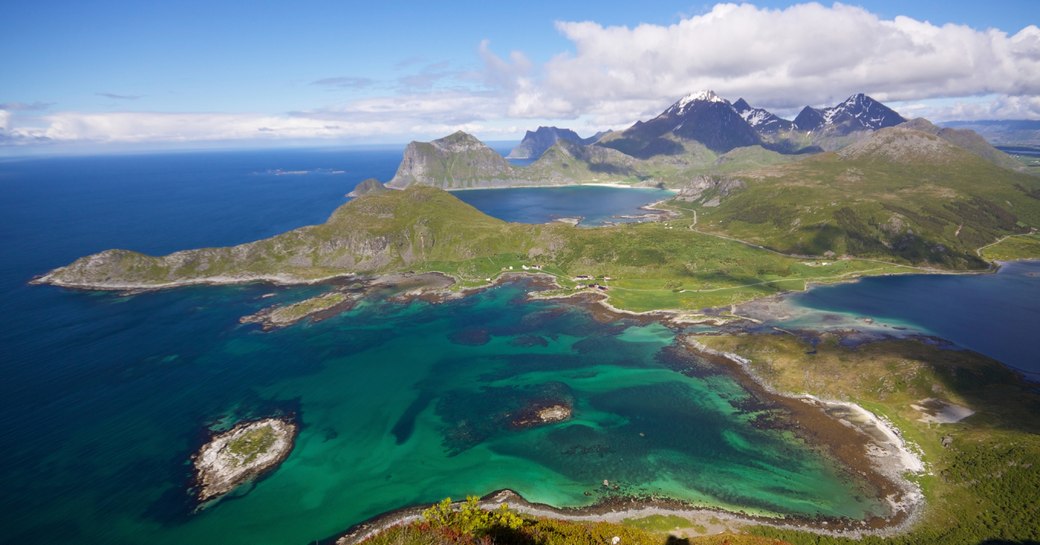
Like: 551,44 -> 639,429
1,1 -> 1038,153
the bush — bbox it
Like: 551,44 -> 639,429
422,496 -> 524,538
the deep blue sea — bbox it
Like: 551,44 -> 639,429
1,148 -> 1037,544
777,262 -> 1040,376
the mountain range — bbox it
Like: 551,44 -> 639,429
385,90 -> 1023,192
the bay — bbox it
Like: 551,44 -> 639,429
772,262 -> 1040,376
3,147 -> 1025,545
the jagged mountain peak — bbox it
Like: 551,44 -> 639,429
796,94 -> 906,135
668,90 -> 727,114
730,98 -> 794,134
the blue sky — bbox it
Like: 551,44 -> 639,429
2,1 -> 1038,152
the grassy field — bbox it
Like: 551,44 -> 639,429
978,232 -> 1040,261
689,129 -> 1040,269
225,425 -> 277,466
44,187 -> 924,314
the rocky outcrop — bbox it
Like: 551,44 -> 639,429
193,418 -> 297,502
387,131 -> 521,189
675,176 -> 746,206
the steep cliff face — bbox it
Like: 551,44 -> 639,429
387,131 -> 520,189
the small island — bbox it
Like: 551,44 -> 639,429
192,418 -> 297,503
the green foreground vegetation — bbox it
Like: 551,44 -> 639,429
359,496 -> 789,545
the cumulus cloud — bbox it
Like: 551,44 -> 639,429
501,2 -> 1040,123
6,3 -> 1039,149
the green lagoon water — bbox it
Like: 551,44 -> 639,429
5,281 -> 882,545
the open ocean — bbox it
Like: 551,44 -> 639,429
0,147 -> 1036,544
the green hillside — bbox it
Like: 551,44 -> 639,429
37,186 -> 917,312
685,127 -> 1040,268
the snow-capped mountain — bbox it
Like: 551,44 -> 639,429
732,98 -> 794,134
793,93 -> 906,135
599,90 -> 762,156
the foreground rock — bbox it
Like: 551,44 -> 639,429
193,418 -> 297,502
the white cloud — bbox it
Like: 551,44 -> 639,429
5,3 -> 1039,149
3,91 -> 524,147
501,2 -> 1040,124
929,94 -> 1040,121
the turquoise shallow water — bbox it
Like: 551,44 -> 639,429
0,150 -> 883,544
3,281 -> 883,545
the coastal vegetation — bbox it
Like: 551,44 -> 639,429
37,186 -> 924,314
695,335 -> 1040,545
979,232 -> 1040,261
358,497 -> 790,545
686,127 -> 1040,268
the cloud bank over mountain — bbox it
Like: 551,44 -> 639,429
3,2 -> 1038,148
516,3 -> 1039,120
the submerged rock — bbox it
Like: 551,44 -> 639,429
511,402 -> 573,428
193,418 -> 297,503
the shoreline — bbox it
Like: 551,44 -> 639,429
35,264 -> 933,540
332,332 -> 926,545
32,254 -> 1037,541
326,278 -> 930,544
439,181 -> 676,192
